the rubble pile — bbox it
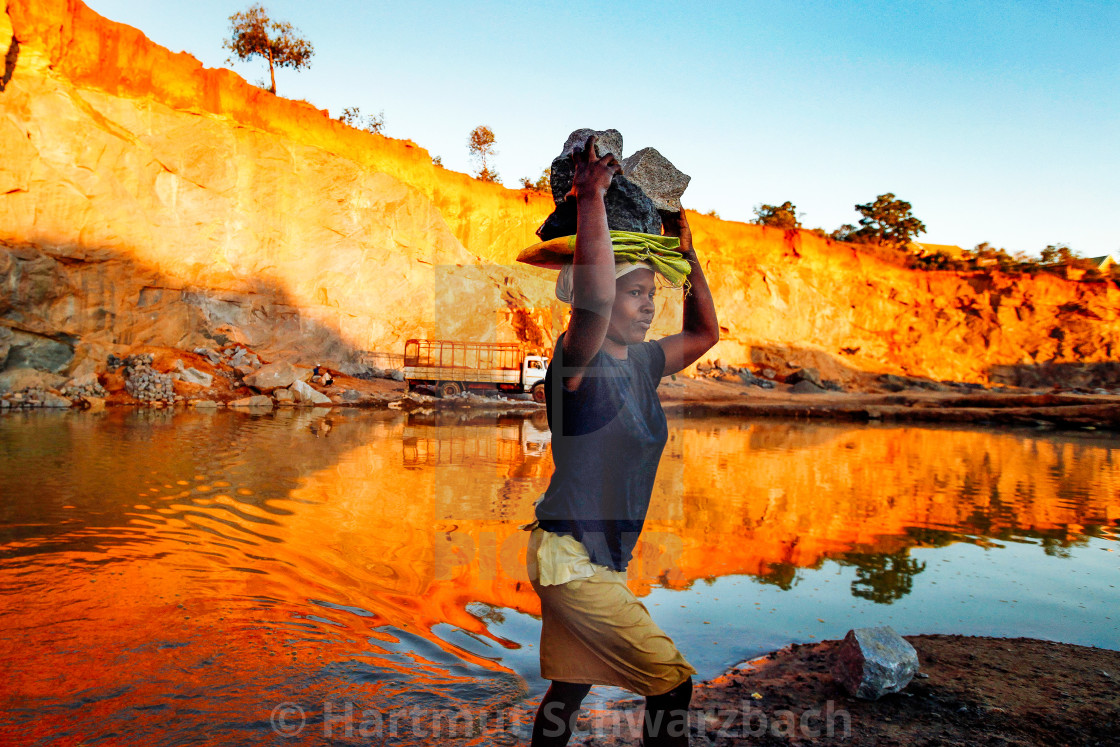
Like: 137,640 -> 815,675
109,354 -> 177,404
194,346 -> 260,382
60,373 -> 108,399
0,387 -> 71,409
344,365 -> 405,382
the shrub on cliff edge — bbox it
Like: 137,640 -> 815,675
752,201 -> 802,230
834,193 -> 927,249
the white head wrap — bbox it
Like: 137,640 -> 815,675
554,261 -> 657,305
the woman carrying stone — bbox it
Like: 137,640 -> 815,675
520,135 -> 720,747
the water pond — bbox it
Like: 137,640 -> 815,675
1,408 -> 1116,744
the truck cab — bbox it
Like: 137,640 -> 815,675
523,356 -> 549,402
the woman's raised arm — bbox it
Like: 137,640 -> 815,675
559,135 -> 622,390
656,209 -> 720,376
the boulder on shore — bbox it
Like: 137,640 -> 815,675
243,361 -> 299,392
173,360 -> 213,387
788,367 -> 824,388
228,395 -> 273,410
289,380 -> 331,405
41,391 -> 73,408
832,626 -> 920,700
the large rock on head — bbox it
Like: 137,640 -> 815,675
561,128 -> 624,160
621,147 -> 691,213
539,128 -> 660,239
832,626 -> 920,700
536,175 -> 661,240
605,176 -> 661,234
549,128 -> 624,205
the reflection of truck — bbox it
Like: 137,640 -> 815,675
403,339 -> 550,401
401,412 -> 553,467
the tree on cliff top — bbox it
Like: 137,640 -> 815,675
468,126 -> 500,183
338,106 -> 384,135
752,201 -> 801,229
519,168 -> 550,193
223,4 -> 313,95
1040,243 -> 1080,265
842,193 -> 927,249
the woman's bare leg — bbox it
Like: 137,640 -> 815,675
642,676 -> 692,747
531,681 -> 592,746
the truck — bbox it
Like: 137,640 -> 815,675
402,339 -> 550,401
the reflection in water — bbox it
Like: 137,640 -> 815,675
403,411 -> 551,471
838,549 -> 928,604
0,409 -> 1116,743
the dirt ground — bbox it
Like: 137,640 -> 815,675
322,369 -> 1120,432
655,376 -> 1120,430
573,635 -> 1120,746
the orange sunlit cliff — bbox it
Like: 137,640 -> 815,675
1,0 -> 1117,384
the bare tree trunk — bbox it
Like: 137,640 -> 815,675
267,51 -> 276,93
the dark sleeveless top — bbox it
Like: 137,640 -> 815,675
535,331 -> 668,571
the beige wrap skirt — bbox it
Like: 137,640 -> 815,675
526,525 -> 696,696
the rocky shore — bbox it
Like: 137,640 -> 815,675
569,635 -> 1119,746
0,344 -> 543,415
3,344 -> 1120,430
660,379 -> 1120,430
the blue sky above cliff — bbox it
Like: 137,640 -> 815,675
86,0 -> 1118,256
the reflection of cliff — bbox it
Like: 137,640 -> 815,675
424,418 -> 1120,605
3,0 -> 1118,383
4,412 -> 1119,733
388,416 -> 1120,612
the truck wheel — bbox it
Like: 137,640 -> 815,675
531,382 -> 546,403
439,382 -> 462,398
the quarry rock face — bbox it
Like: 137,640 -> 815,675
0,0 -> 559,373
0,0 -> 1117,387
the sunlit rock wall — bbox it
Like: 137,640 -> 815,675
1,0 -> 1117,383
0,0 -> 561,374
687,217 -> 1120,385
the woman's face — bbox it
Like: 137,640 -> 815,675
607,268 -> 657,346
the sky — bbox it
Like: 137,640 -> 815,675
84,0 -> 1119,257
